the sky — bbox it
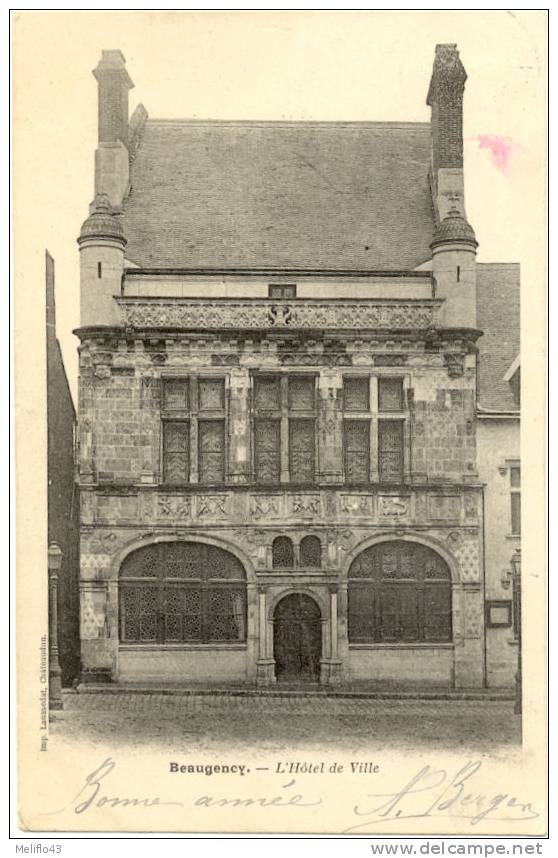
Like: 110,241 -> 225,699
13,10 -> 547,401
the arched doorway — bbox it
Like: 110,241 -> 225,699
273,593 -> 321,682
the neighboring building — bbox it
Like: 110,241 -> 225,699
75,46 -> 519,688
476,264 -> 521,687
46,251 -> 80,686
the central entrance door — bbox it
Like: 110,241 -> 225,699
273,593 -> 322,682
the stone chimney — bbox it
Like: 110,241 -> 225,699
93,50 -> 134,146
427,45 -> 477,329
92,50 -> 134,210
427,43 -> 467,223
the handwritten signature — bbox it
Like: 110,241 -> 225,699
46,757 -> 538,832
345,760 -> 539,832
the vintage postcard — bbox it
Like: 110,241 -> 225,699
13,10 -> 547,836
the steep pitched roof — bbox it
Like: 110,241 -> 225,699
121,119 -> 435,270
476,263 -> 520,412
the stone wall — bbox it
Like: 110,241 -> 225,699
77,333 -> 479,486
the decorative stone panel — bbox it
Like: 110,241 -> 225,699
195,494 -> 229,518
80,553 -> 111,578
290,494 -> 321,516
80,586 -> 107,640
157,494 -> 192,521
341,495 -> 373,516
451,536 -> 480,583
463,587 -> 483,639
378,495 -> 411,519
250,495 -> 282,520
119,299 -> 440,331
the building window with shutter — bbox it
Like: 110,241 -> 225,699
161,377 -> 225,485
342,377 -> 370,484
378,378 -> 405,482
162,421 -> 190,483
348,541 -> 452,644
344,420 -> 370,483
253,374 -> 316,484
342,375 -> 407,484
510,464 -> 521,535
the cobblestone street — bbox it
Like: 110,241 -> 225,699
50,690 -> 521,757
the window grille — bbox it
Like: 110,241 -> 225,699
378,420 -> 404,481
162,421 -> 190,483
343,378 -> 369,412
252,374 -> 316,484
161,376 -> 225,485
119,542 -> 247,645
299,535 -> 322,568
344,420 -> 370,483
272,536 -> 294,569
378,378 -> 404,412
348,541 -> 452,644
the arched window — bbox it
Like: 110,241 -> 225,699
119,542 -> 246,644
272,536 -> 294,569
299,535 -> 322,568
348,541 -> 451,643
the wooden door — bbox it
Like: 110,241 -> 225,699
273,594 -> 321,681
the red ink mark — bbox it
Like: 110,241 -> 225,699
475,135 -> 515,175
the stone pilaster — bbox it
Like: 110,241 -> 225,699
317,371 -> 344,484
228,368 -> 250,484
256,586 -> 275,685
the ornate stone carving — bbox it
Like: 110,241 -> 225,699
444,352 -> 465,378
80,586 -> 107,640
374,354 -> 408,367
93,365 -> 111,379
250,495 -> 281,520
157,495 -> 192,520
445,530 -> 462,550
119,299 -> 438,332
196,494 -> 228,518
464,590 -> 483,639
378,495 -> 409,517
291,494 -> 320,516
341,495 -> 372,516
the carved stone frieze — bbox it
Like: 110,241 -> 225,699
196,494 -> 228,518
157,495 -> 192,520
291,494 -> 321,516
341,495 -> 372,516
378,495 -> 410,518
250,495 -> 281,520
119,299 -> 439,332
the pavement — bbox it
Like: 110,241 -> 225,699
49,688 -> 521,755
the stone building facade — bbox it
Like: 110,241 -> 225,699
75,45 -> 519,688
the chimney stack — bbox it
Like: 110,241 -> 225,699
92,50 -> 134,210
93,50 -> 134,147
427,45 -> 477,329
427,44 -> 467,174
